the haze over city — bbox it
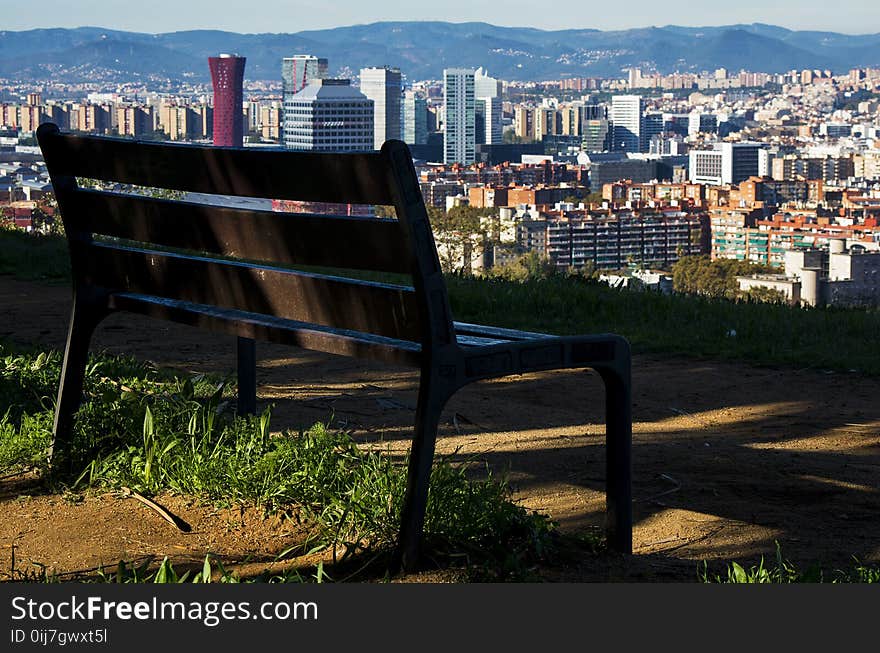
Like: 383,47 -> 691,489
3,0 -> 880,34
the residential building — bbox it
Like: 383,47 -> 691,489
514,105 -> 535,141
116,105 -> 155,137
443,68 -> 476,165
259,103 -> 282,140
546,213 -> 705,270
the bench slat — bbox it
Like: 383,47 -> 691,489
38,126 -> 393,205
453,321 -> 553,341
110,293 -> 423,367
81,242 -> 421,342
69,189 -> 413,274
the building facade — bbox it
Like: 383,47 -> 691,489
546,213 -> 704,270
282,55 -> 328,95
689,142 -> 765,186
610,95 -> 644,153
209,54 -> 246,147
359,66 -> 401,150
282,79 -> 373,152
443,68 -> 476,165
475,96 -> 502,145
401,90 -> 427,145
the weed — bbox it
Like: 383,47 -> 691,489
699,543 -> 879,583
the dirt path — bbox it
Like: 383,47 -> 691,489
1,276 -> 879,581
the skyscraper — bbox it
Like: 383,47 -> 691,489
209,54 -> 246,147
443,68 -> 475,165
401,90 -> 427,145
474,68 -> 502,145
610,94 -> 644,153
282,55 -> 328,95
359,66 -> 402,150
282,55 -> 328,147
282,79 -> 373,152
643,112 -> 664,149
475,68 -> 502,99
475,97 -> 502,145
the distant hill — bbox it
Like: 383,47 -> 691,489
1,22 -> 879,84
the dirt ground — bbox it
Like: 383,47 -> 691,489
1,276 -> 879,582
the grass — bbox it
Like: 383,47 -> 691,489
699,543 -> 880,583
446,274 -> 880,375
8,554 -> 330,584
0,226 -> 71,282
0,340 -> 555,581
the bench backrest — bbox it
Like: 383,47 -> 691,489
36,122 -> 456,355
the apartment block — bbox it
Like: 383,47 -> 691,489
546,213 -> 704,270
443,68 -> 476,165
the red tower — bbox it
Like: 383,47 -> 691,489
209,54 -> 246,147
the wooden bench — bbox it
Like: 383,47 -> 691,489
36,121 -> 632,572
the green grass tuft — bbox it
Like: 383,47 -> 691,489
699,543 -> 880,583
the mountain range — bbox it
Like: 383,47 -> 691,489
1,22 -> 879,84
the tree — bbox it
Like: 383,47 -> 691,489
502,131 -> 536,144
671,255 -> 775,299
373,205 -> 396,219
427,205 -> 488,274
742,286 -> 788,304
487,250 -> 558,281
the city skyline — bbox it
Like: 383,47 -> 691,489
4,1 -> 880,35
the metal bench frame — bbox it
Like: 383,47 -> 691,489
37,122 -> 632,572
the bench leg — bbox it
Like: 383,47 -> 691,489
51,295 -> 105,473
598,359 -> 633,555
392,372 -> 447,574
236,336 -> 257,416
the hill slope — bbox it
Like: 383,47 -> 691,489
0,22 -> 878,83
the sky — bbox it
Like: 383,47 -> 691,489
2,0 -> 879,35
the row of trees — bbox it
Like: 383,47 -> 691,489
671,255 -> 783,301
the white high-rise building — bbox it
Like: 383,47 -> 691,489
689,142 -> 766,185
474,68 -> 502,144
282,55 -> 328,142
443,68 -> 476,165
476,96 -> 502,144
610,94 -> 644,153
282,79 -> 374,152
359,66 -> 402,150
475,67 -> 502,99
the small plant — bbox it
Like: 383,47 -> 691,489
699,543 -> 879,583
